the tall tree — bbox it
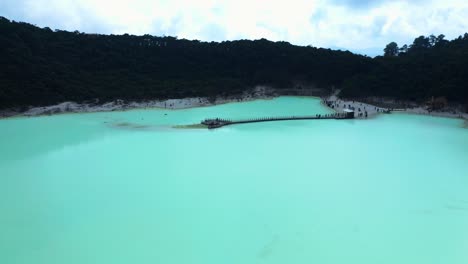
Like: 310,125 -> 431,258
429,34 -> 437,46
409,36 -> 431,52
435,34 -> 448,46
399,44 -> 408,54
384,42 -> 399,57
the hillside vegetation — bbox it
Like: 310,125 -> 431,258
1,17 -> 467,110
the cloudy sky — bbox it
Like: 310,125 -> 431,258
1,0 -> 468,56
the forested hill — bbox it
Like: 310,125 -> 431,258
0,17 -> 372,108
1,16 -> 467,110
341,34 -> 468,105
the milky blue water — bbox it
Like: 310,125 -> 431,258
1,97 -> 468,263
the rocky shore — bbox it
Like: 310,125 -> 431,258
1,86 -> 467,121
324,97 -> 468,120
325,91 -> 468,120
0,86 -> 275,118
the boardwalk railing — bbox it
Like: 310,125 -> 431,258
201,112 -> 353,129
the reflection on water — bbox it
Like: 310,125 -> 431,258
0,115 -> 111,162
111,122 -> 153,130
1,97 -> 468,264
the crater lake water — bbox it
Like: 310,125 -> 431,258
1,96 -> 468,264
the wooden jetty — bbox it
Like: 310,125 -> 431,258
201,112 -> 354,129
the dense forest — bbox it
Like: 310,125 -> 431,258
341,34 -> 468,106
1,16 -> 467,111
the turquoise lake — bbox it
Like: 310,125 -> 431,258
1,96 -> 468,263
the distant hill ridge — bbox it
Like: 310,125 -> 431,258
0,16 -> 467,110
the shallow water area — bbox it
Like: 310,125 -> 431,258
1,96 -> 468,264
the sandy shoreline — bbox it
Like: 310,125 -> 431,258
1,87 -> 467,121
324,93 -> 468,120
0,87 -> 275,118
0,97 -> 268,118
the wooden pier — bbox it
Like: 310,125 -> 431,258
201,112 -> 354,129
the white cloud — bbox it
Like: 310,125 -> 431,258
2,0 -> 468,55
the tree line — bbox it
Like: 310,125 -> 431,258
0,17 -> 467,111
341,34 -> 468,109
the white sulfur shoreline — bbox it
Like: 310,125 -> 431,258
1,87 -> 467,121
325,94 -> 468,120
0,87 -> 275,118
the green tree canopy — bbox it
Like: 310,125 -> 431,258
1,17 -> 468,112
384,42 -> 399,57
